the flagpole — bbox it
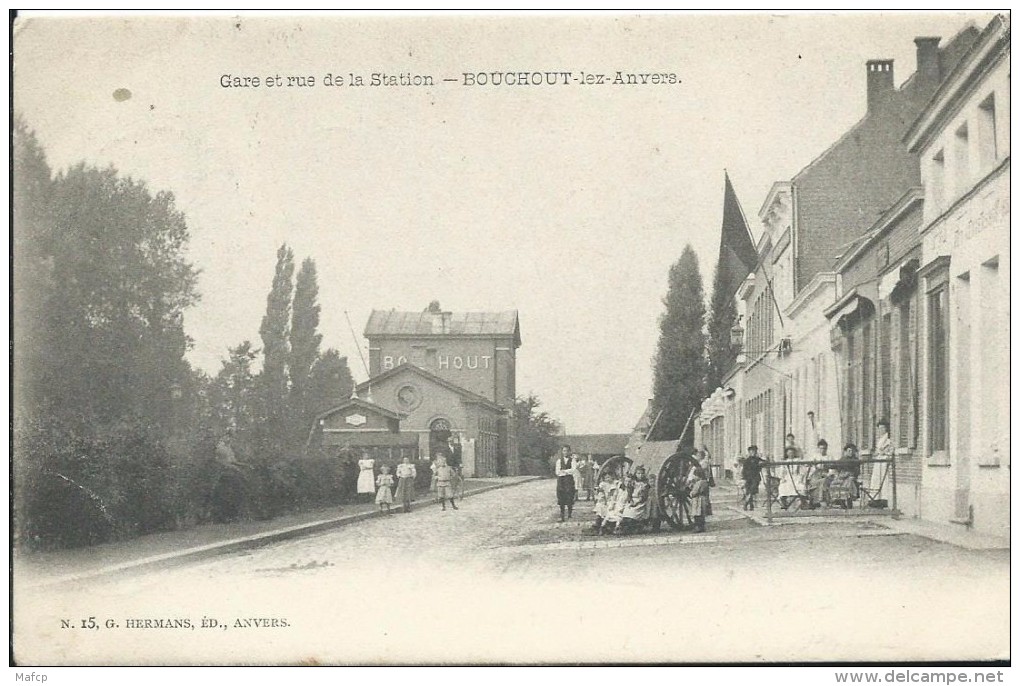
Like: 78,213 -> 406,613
726,171 -> 785,329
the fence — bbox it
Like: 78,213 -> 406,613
752,457 -> 897,523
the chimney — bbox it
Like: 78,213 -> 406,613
914,36 -> 942,96
866,59 -> 895,112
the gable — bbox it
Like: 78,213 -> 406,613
317,399 -> 401,432
362,366 -> 490,421
358,363 -> 500,410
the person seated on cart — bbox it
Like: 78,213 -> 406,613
616,466 -> 651,535
592,469 -> 616,532
599,473 -> 628,535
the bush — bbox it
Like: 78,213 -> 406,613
519,456 -> 553,477
15,420 -> 179,550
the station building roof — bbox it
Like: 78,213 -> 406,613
365,309 -> 521,347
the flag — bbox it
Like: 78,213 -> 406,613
716,172 -> 758,300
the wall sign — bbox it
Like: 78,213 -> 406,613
381,353 -> 493,371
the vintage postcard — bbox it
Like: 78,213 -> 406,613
11,11 -> 1009,666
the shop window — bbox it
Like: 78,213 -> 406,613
928,285 -> 950,456
880,312 -> 892,430
861,318 -> 873,448
898,299 -> 916,448
845,331 -> 858,447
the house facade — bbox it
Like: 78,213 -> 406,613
699,25 -> 984,509
825,189 -> 925,517
905,16 -> 1010,536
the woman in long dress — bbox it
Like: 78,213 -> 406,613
357,452 -> 376,502
871,420 -> 893,505
554,446 -> 578,522
394,456 -> 417,513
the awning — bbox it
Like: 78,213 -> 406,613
824,283 -> 877,332
889,258 -> 920,303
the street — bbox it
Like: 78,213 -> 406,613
14,480 -> 1009,664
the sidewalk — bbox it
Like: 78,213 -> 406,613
14,476 -> 541,588
716,480 -> 1009,551
881,516 -> 1009,551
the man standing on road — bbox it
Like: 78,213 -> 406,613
554,445 -> 578,522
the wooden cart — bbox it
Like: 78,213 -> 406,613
596,440 -> 701,532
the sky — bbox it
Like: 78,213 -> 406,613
13,11 -> 990,434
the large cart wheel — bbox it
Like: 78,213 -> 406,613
657,453 -> 699,531
596,455 -> 632,483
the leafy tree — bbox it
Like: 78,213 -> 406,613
650,245 -> 707,443
289,258 -> 322,425
706,261 -> 740,393
12,116 -> 54,423
210,341 -> 262,436
306,349 -> 355,419
259,244 -> 294,424
13,118 -> 201,547
514,393 -> 562,474
38,162 -> 198,429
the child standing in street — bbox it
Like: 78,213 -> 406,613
432,455 -> 459,511
375,465 -> 394,514
592,470 -> 614,532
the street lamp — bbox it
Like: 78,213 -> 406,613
730,323 -> 745,348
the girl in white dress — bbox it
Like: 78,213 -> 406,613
375,465 -> 394,513
394,457 -> 417,513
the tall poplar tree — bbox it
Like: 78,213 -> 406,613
289,258 -> 322,411
706,262 -> 739,393
650,244 -> 707,443
259,244 -> 295,423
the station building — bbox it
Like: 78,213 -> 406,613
309,304 -> 521,478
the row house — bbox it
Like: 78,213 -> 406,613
824,188 -> 925,516
698,25 -> 981,488
905,16 -> 1010,536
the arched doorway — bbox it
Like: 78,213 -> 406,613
429,418 -> 461,468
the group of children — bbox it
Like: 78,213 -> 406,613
372,454 -> 462,514
590,456 -> 712,535
592,466 -> 648,534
